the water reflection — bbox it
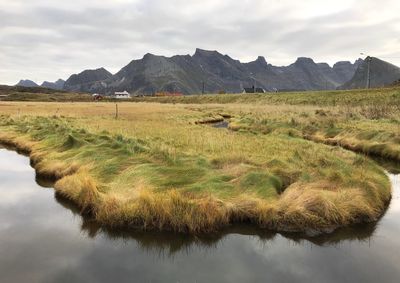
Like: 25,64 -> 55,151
1,147 -> 400,283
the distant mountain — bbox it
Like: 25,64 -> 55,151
15,79 -> 65,90
68,49 -> 365,95
15,51 -> 400,95
16,79 -> 39,87
41,79 -> 65,90
340,57 -> 400,89
274,57 -> 355,90
63,68 -> 112,92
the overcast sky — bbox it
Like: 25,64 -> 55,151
1,0 -> 399,85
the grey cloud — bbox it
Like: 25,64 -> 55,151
0,0 -> 399,84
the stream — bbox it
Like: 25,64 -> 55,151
0,147 -> 399,283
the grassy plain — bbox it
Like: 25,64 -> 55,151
0,87 -> 398,234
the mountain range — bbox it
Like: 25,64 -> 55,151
16,79 -> 65,90
16,49 -> 400,94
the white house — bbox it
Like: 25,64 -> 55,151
113,90 -> 131,99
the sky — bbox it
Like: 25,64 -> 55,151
1,0 -> 399,85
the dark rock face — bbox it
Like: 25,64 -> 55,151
41,79 -> 65,90
191,48 -> 249,93
333,61 -> 359,83
64,68 -> 112,92
59,50 -> 389,94
281,57 -> 338,90
339,57 -> 400,89
105,53 -> 206,94
16,80 -> 39,87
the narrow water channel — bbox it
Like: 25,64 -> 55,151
0,147 -> 399,283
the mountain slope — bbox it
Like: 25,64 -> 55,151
340,57 -> 400,89
104,53 -> 206,94
64,68 -> 112,92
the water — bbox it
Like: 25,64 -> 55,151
0,148 -> 400,283
212,120 -> 229,129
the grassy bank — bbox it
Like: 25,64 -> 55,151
0,111 -> 391,234
0,85 -> 91,102
227,103 -> 400,162
132,87 -> 400,106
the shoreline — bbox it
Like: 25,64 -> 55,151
304,134 -> 400,163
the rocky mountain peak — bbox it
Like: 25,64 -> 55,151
294,57 -> 315,65
16,79 -> 38,87
333,61 -> 352,68
254,56 -> 267,65
143,53 -> 158,60
193,48 -> 222,58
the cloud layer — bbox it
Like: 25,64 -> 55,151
1,0 -> 399,85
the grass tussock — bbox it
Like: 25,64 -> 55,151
97,190 -> 230,233
55,172 -> 101,213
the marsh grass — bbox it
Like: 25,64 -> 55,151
130,87 -> 400,107
0,88 -> 397,233
0,107 -> 391,233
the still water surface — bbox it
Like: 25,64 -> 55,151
0,147 -> 400,283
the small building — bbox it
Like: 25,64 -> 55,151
243,86 -> 266,94
92,93 -> 103,101
113,91 -> 131,99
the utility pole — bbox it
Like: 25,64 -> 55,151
366,56 -> 372,89
202,81 -> 205,95
361,53 -> 372,89
250,73 -> 256,93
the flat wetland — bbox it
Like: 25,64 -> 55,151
0,87 -> 399,235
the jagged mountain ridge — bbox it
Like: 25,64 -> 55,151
63,49 -> 364,94
19,50 -> 400,94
